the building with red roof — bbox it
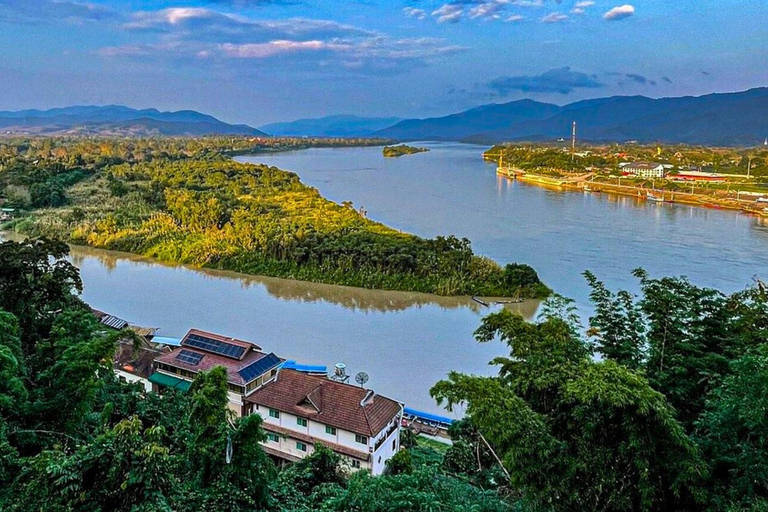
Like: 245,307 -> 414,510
245,368 -> 403,475
152,329 -> 283,416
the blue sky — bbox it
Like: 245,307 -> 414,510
0,0 -> 765,125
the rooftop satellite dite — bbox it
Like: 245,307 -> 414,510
355,371 -> 369,387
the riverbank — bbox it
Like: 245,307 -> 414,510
497,167 -> 761,213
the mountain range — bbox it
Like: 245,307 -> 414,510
4,88 -> 768,145
259,115 -> 401,137
375,88 -> 768,146
0,105 -> 266,136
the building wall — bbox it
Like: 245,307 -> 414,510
371,418 -> 401,475
115,370 -> 152,393
256,406 -> 372,455
252,404 -> 401,475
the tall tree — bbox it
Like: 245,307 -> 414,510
0,238 -> 83,355
584,270 -> 645,369
432,307 -> 705,511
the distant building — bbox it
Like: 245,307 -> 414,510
245,369 -> 403,475
621,162 -> 667,178
0,208 -> 16,221
152,329 -> 283,416
672,170 -> 746,182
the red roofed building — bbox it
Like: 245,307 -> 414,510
245,369 -> 403,475
152,329 -> 283,416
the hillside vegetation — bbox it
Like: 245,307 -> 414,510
0,137 -> 548,298
3,240 -> 768,510
382,144 -> 430,158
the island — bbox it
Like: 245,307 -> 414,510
0,136 -> 549,299
382,144 -> 430,158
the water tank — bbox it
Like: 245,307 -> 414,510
334,363 -> 347,379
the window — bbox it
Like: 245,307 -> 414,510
269,409 -> 280,419
296,441 -> 307,452
297,417 -> 307,427
392,439 -> 397,450
355,434 -> 368,445
351,459 -> 361,469
267,433 -> 279,443
325,425 -> 337,436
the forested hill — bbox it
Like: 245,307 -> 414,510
376,88 -> 768,146
0,105 -> 266,136
0,137 -> 549,298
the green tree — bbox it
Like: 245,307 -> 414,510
0,238 -> 83,356
696,346 -> 768,510
634,269 -> 733,429
584,270 -> 645,369
432,308 -> 705,511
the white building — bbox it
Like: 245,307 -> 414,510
621,162 -> 667,178
245,369 -> 403,475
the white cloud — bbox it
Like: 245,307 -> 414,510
512,0 -> 544,7
469,1 -> 511,20
432,4 -> 464,23
220,40 -> 337,58
575,1 -> 595,7
506,14 -> 525,22
403,7 -> 427,20
541,12 -> 567,23
603,4 -> 635,21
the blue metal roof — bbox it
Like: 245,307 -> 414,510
281,360 -> 328,374
152,336 -> 182,346
404,407 -> 455,426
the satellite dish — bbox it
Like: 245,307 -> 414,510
355,372 -> 369,387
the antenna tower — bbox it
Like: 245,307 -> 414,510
571,121 -> 577,162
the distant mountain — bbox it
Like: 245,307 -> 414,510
0,105 -> 266,136
376,100 -> 562,141
259,115 -> 401,137
376,88 -> 768,146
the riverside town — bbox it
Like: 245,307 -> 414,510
3,1 -> 768,510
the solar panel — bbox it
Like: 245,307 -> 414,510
238,353 -> 281,383
175,349 -> 204,366
184,333 -> 247,359
101,315 -> 128,330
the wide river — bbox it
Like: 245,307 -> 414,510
6,142 -> 768,415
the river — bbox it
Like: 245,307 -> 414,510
239,142 -> 768,302
5,141 -> 768,416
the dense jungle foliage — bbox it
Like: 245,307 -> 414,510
432,271 -> 768,511
2,238 -> 768,510
0,237 -> 512,511
0,138 -> 549,298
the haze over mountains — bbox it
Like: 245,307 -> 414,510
0,106 -> 266,137
259,115 -> 401,137
376,88 -> 768,146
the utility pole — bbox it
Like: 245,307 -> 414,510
571,121 -> 577,162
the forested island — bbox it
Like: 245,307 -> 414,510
382,144 -> 430,158
0,137 -> 548,298
2,238 -> 768,510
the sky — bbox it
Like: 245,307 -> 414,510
0,0 -> 766,125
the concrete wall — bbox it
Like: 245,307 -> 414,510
115,370 -> 152,393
